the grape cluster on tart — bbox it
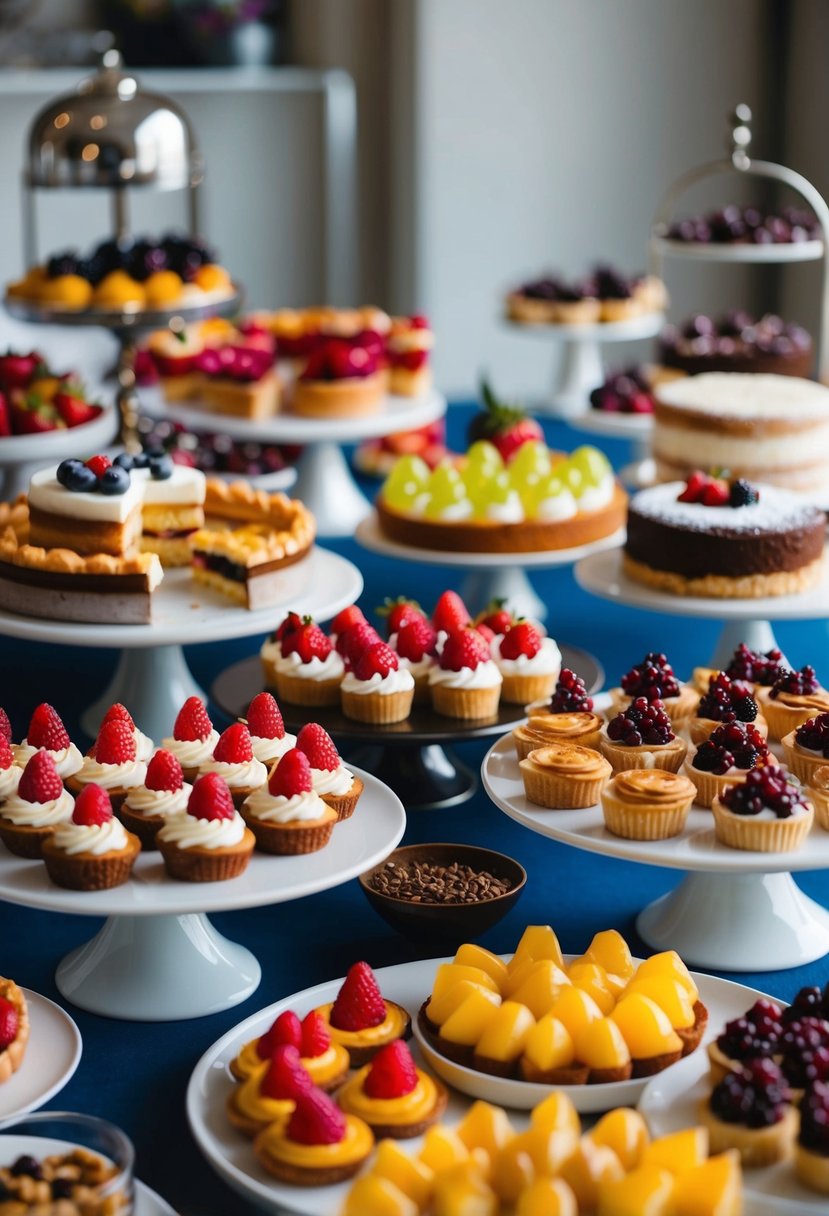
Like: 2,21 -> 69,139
662,203 -> 820,246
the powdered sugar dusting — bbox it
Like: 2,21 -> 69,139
631,481 -> 823,533
656,372 -> 829,420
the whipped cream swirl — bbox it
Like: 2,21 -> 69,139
198,757 -> 268,789
123,784 -> 192,817
341,668 -> 415,696
75,757 -> 147,790
160,730 -> 220,769
157,810 -> 246,850
243,788 -> 328,823
250,732 -> 297,765
1,787 -> 74,827
14,740 -> 83,779
429,660 -> 503,690
52,817 -> 130,856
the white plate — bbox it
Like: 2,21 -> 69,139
651,234 -> 824,264
571,411 -> 654,440
187,956 -> 767,1215
504,313 -> 665,342
0,990 -> 81,1120
640,1048 -> 821,1213
0,404 -> 118,466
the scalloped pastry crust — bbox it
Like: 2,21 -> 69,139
0,977 -> 29,1084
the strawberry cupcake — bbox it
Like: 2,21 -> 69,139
119,749 -> 193,849
66,720 -> 147,812
329,604 -> 369,652
493,620 -> 562,706
0,735 -> 21,805
428,627 -> 502,720
13,703 -> 83,780
609,652 -> 699,728
156,772 -> 255,882
198,723 -> 268,810
685,721 -> 775,808
0,751 -> 74,858
242,749 -> 336,854
42,784 -> 140,890
337,620 -> 383,671
94,702 -> 154,762
431,590 -> 472,654
161,697 -> 220,783
757,666 -> 829,742
341,642 -> 414,725
391,617 -> 437,703
689,673 -> 767,745
260,610 -> 303,691
244,692 -> 297,766
274,617 -> 345,708
296,723 -> 363,820
230,1008 -> 350,1093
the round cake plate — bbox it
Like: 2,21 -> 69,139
576,545 -> 829,669
209,645 -> 604,811
4,288 -> 244,334
482,726 -> 829,971
140,386 -> 447,538
650,233 -> 825,264
0,990 -> 81,1121
0,767 -> 404,1022
0,404 -> 120,500
504,313 -> 664,419
0,549 -> 362,744
186,956 -> 769,1216
356,513 -> 626,622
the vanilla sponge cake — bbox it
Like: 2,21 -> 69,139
653,373 -> 829,494
135,465 -> 206,567
28,467 -> 144,557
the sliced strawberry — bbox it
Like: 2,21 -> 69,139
246,692 -> 285,740
258,1009 -> 302,1059
145,749 -> 184,793
500,620 -> 542,661
377,596 -> 425,637
268,748 -> 313,797
440,627 -> 491,672
0,997 -> 19,1049
432,590 -> 471,635
0,393 -> 10,438
26,703 -> 70,751
395,618 -> 437,663
55,391 -> 101,429
0,708 -> 10,744
475,599 -> 514,635
94,720 -> 136,764
281,618 -> 332,665
354,642 -> 399,681
101,703 -> 136,730
329,961 -> 387,1031
260,1045 -> 313,1100
363,1040 -> 418,1099
85,454 -> 111,478
18,750 -> 63,803
296,723 -> 340,772
72,783 -> 113,826
0,736 -> 13,771
301,1010 -> 332,1058
330,605 -> 367,636
173,697 -> 213,743
0,351 -> 43,391
188,772 -> 235,821
286,1086 -> 346,1146
213,722 -> 253,764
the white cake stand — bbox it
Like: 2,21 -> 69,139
482,731 -> 829,972
139,385 -> 447,537
0,404 -> 119,501
356,513 -> 626,622
570,409 -> 653,464
0,551 -> 362,742
0,765 -> 405,1022
504,313 -> 664,419
576,546 -> 829,668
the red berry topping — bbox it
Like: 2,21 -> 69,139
725,644 -> 786,686
721,766 -> 808,819
84,454 -> 111,478
273,610 -> 303,644
145,749 -> 184,793
94,720 -> 136,765
378,596 -> 425,637
301,1011 -> 332,1058
0,998 -> 19,1049
694,721 -> 769,774
499,620 -> 542,661
173,697 -> 213,743
213,722 -> 254,764
800,1080 -> 829,1152
677,471 -> 730,507
18,750 -> 63,803
330,605 -> 367,636
606,697 -> 675,746
548,669 -> 594,713
72,783 -> 113,826
286,1087 -> 346,1146
296,723 -> 340,772
246,692 -> 286,740
432,590 -> 471,634
710,1059 -> 791,1127
620,653 -> 680,700
796,712 -> 829,757
269,748 -> 313,798
467,379 -> 544,462
780,1020 -> 829,1088
0,736 -> 12,771
260,1044 -> 313,1101
101,703 -> 136,730
258,1010 -> 302,1059
395,617 -> 437,663
0,707 -> 11,743
716,1015 -> 779,1063
784,986 -> 829,1025
338,621 -> 382,664
363,1040 -> 419,1099
330,961 -> 387,1031
439,627 -> 491,672
698,672 -> 758,724
770,665 -> 820,700
475,599 -> 515,636
354,642 -> 400,681
281,617 -> 333,664
27,703 -> 70,751
187,773 -> 236,821
475,623 -> 496,645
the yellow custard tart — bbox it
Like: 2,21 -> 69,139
519,743 -> 611,809
254,1086 -> 374,1186
314,961 -> 411,1066
230,1008 -> 349,1091
337,1041 -> 448,1139
226,1046 -> 311,1138
601,769 -> 697,840
512,712 -> 604,760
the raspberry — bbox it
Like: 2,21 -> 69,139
18,751 -> 64,803
796,713 -> 829,757
173,697 -> 213,743
395,617 -> 437,663
286,1087 -> 346,1146
72,784 -> 113,826
0,707 -> 11,743
301,1011 -> 331,1058
187,773 -> 235,821
354,642 -> 399,681
378,596 -> 425,637
698,672 -> 757,723
619,653 -> 679,700
548,668 -> 593,713
145,749 -> 183,793
0,736 -> 12,771
709,1059 -> 791,1128
716,1015 -> 777,1062
431,590 -> 471,634
26,703 -> 70,751
499,621 -> 542,661
94,720 -> 136,764
296,723 -> 340,772
281,617 -> 333,665
101,703 -> 135,729
363,1040 -> 419,1099
0,997 -> 18,1049
213,722 -> 253,764
770,665 -> 820,700
330,605 -> 367,636
269,748 -> 313,798
246,692 -> 285,740
606,697 -> 674,746
330,961 -> 387,1031
800,1081 -> 829,1153
257,1010 -> 302,1059
720,766 -> 807,819
84,454 -> 111,478
260,1045 -> 313,1101
439,627 -> 491,673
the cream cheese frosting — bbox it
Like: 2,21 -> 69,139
274,649 -> 344,681
341,668 -> 415,696
492,635 -> 562,676
198,756 -> 268,789
243,787 -> 329,823
429,660 -> 503,690
0,765 -> 21,800
133,464 -> 207,505
250,732 -> 297,765
156,809 -> 247,849
52,817 -> 129,855
14,740 -> 83,779
122,783 -> 193,817
309,764 -> 354,796
1,787 -> 74,827
75,757 -> 147,790
29,466 -> 144,522
160,730 -> 220,769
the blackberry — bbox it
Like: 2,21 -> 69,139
729,478 -> 760,507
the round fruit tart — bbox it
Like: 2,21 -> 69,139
711,767 -> 814,853
254,1085 -> 374,1186
292,337 -> 387,418
313,961 -> 411,1067
757,665 -> 829,742
796,1081 -> 829,1194
231,1009 -> 349,1092
782,713 -> 829,784
337,1040 -> 448,1139
600,699 -> 687,773
689,673 -> 766,745
0,978 -> 28,1083
700,1058 -> 797,1167
608,652 -> 699,727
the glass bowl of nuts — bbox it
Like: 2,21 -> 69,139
0,1111 -> 134,1213
359,843 -> 526,946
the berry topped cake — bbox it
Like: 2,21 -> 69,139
690,673 -> 765,744
660,312 -> 812,379
711,767 -> 814,853
506,264 -> 667,325
685,721 -> 774,808
756,666 -> 829,741
609,651 -> 699,726
292,337 -> 387,418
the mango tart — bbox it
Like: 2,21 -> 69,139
337,1043 -> 448,1140
519,743 -> 611,809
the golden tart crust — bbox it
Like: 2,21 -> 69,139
253,1114 -> 373,1186
0,978 -> 28,1084
513,712 -> 603,759
336,1066 -> 448,1139
699,1098 -> 798,1167
599,727 -> 687,774
601,769 -> 697,840
519,743 -> 611,808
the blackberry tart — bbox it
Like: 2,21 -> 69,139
608,651 -> 699,726
700,1058 -> 797,1167
660,311 -> 812,379
684,721 -> 774,808
782,713 -> 829,784
711,766 -> 814,853
599,698 -> 687,773
707,999 -> 783,1085
689,672 -> 766,745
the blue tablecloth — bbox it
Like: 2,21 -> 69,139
2,404 -> 828,1214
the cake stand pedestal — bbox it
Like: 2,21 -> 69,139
504,314 -> 664,419
0,551 -> 362,742
356,513 -> 625,622
139,385 -> 447,537
0,764 -> 405,1020
0,405 -> 119,502
210,645 -> 604,811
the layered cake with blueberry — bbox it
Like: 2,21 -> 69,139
506,264 -> 667,324
660,312 -> 812,378
624,472 -> 826,598
652,372 -> 829,493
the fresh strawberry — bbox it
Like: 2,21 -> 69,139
377,596 -> 425,637
0,736 -> 13,771
476,623 -> 496,645
395,617 -> 437,663
101,703 -> 136,730
467,378 -> 544,461
18,750 -> 63,803
260,1045 -> 313,1100
10,396 -> 59,433
85,454 -> 111,478
701,480 -> 730,507
301,1011 -> 332,1058
173,697 -> 213,743
440,627 -> 491,672
329,961 -> 387,1031
0,393 -> 10,438
330,605 -> 367,636
500,620 -> 542,661
0,708 -> 10,743
188,772 -> 236,821
677,471 -> 709,503
286,1087 -> 346,1146
246,692 -> 285,740
432,590 -> 471,635
55,390 -> 101,429
0,352 -> 43,391
72,783 -> 113,826
268,748 -> 313,797
354,642 -> 399,681
94,720 -> 136,764
476,599 -> 514,635
213,722 -> 253,764
363,1040 -> 418,1099
258,1009 -> 302,1059
27,703 -> 70,751
145,749 -> 184,793
281,617 -> 332,664
273,610 -> 303,645
296,723 -> 340,772
338,621 -> 382,664
0,997 -> 19,1048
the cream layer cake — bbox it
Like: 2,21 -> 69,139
653,373 -> 829,494
134,465 -> 207,567
27,466 -> 144,557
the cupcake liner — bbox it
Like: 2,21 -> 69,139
683,763 -> 745,810
260,656 -> 279,692
275,670 -> 342,708
689,715 -> 768,746
0,820 -> 54,859
601,788 -> 692,840
429,684 -> 500,721
41,834 -> 140,890
116,804 -> 165,850
320,776 -> 364,822
242,812 -> 335,855
157,830 -> 255,881
599,736 -> 687,774
781,732 -> 827,784
808,786 -> 829,831
499,672 -> 558,707
341,688 -> 413,724
519,759 -> 610,809
711,797 -> 814,853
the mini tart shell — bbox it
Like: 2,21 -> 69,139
520,743 -> 611,809
689,713 -> 768,746
0,818 -> 60,860
253,1114 -> 374,1186
314,1000 -> 412,1067
429,683 -> 500,721
630,1046 -> 683,1079
608,683 -> 699,728
756,686 -> 829,741
499,671 -> 558,707
599,731 -> 687,774
512,712 -> 604,759
806,773 -> 829,831
0,978 -> 29,1084
683,754 -> 776,809
711,795 -> 814,853
782,730 -> 829,785
336,1067 -> 449,1139
601,769 -> 697,840
275,670 -> 343,708
41,831 -> 141,891
707,1040 -> 753,1087
341,686 -> 414,725
519,1058 -> 589,1086
318,775 -> 364,822
240,805 -> 336,855
698,1098 -> 798,1167
795,1144 -> 829,1194
156,828 -> 256,882
677,999 -> 709,1057
226,1084 -> 294,1139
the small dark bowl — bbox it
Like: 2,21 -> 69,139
359,843 -> 526,947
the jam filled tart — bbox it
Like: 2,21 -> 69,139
701,1058 -> 797,1167
685,721 -> 774,808
0,978 -> 28,1083
609,652 -> 699,727
782,713 -> 829,785
690,672 -> 766,745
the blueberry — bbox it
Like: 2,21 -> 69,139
131,451 -> 151,469
63,462 -> 98,493
57,458 -> 84,487
149,452 -> 174,480
114,452 -> 134,471
98,466 -> 130,495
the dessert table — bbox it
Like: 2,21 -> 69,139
2,404 -> 829,1215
